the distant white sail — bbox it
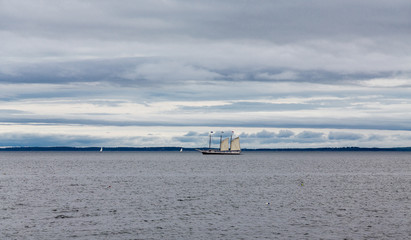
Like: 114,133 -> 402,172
220,138 -> 230,151
230,137 -> 241,151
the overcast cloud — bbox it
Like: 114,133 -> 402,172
1,0 -> 411,148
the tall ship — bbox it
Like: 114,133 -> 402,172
198,131 -> 241,155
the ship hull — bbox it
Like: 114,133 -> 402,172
198,149 -> 241,155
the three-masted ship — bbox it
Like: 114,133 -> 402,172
198,131 -> 241,155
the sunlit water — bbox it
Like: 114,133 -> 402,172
1,151 -> 410,239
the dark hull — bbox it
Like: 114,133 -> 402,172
198,150 -> 241,155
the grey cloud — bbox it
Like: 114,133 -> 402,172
240,130 -> 293,140
238,129 -> 328,145
122,61 -> 221,83
1,0 -> 411,79
198,132 -> 211,137
0,132 -> 164,147
173,131 -> 210,144
179,101 -> 316,113
173,136 -> 194,142
184,131 -> 199,137
277,130 -> 295,138
0,117 -> 162,127
2,0 -> 410,43
0,109 -> 29,114
255,130 -> 276,138
367,134 -> 386,141
296,131 -> 324,139
173,131 -> 221,146
328,132 -> 364,141
255,71 -> 299,81
0,58 -> 148,84
3,114 -> 411,132
244,130 -> 276,139
172,136 -> 201,144
0,133 -> 107,147
2,56 -> 399,88
0,58 -> 224,86
252,70 -> 389,85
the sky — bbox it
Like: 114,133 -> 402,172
1,0 -> 411,148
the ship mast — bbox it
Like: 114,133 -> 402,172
209,131 -> 213,149
219,131 -> 224,150
229,131 -> 233,150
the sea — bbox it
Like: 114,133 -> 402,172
0,151 -> 410,239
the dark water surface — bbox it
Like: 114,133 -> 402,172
1,151 -> 410,239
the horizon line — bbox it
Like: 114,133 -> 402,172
1,146 -> 411,152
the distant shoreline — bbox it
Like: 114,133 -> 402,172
1,147 -> 411,151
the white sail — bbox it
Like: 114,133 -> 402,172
230,137 -> 241,151
220,138 -> 230,151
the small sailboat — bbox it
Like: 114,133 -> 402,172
180,147 -> 183,152
198,131 -> 241,155
100,147 -> 103,152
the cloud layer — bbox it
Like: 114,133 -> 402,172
1,0 -> 411,147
